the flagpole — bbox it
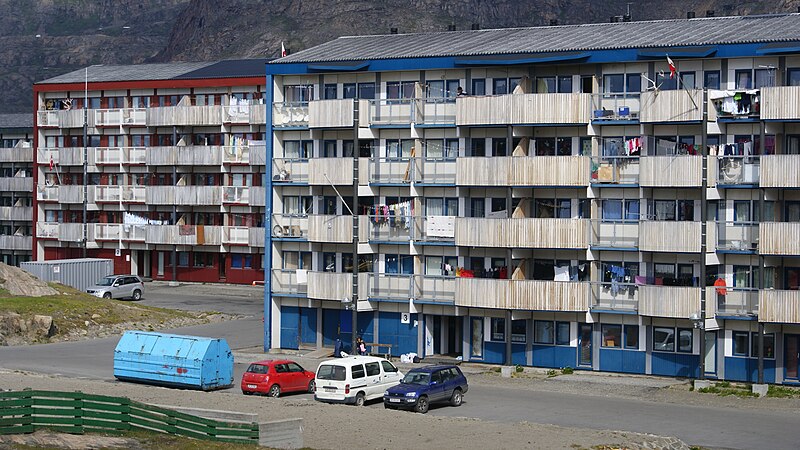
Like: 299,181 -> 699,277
668,54 -> 699,110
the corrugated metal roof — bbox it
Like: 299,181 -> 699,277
273,14 -> 800,64
0,114 -> 33,129
37,59 -> 270,85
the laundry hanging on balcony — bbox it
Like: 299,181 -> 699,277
364,200 -> 412,229
709,89 -> 760,115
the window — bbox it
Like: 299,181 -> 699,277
704,71 -> 721,89
652,199 -> 694,221
471,78 -> 485,96
555,322 -> 570,345
322,140 -> 337,158
733,331 -> 749,356
358,82 -> 376,99
343,83 -> 356,99
381,360 -> 397,372
230,254 -> 253,269
735,70 -> 752,90
788,68 -> 800,87
284,140 -> 311,159
536,76 -> 572,93
491,138 -> 507,156
534,320 -> 554,344
603,74 -> 624,93
385,254 -> 413,274
653,327 -> 675,352
511,320 -> 526,343
535,198 -> 571,219
624,325 -> 639,349
491,317 -> 505,341
284,85 -> 313,103
386,81 -> 415,99
493,78 -> 509,95
469,198 -> 485,218
425,138 -> 458,159
601,324 -> 621,348
193,252 -> 214,268
323,84 -> 337,99
386,139 -> 414,158
754,68 -> 776,88
677,329 -> 693,353
177,252 -> 190,267
602,199 -> 639,222
351,364 -> 365,379
425,255 -> 457,276
282,196 -> 311,215
751,333 -> 775,359
427,79 -> 459,99
365,362 -> 381,376
425,197 -> 458,216
470,138 -> 486,157
317,364 -> 346,381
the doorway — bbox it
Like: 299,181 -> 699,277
786,334 -> 799,380
704,331 -> 717,376
578,324 -> 592,367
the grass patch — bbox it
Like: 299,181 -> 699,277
697,381 -> 758,398
0,283 -> 196,341
767,385 -> 800,398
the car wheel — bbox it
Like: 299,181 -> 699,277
102,292 -> 112,299
384,403 -> 390,409
415,396 -> 429,414
354,392 -> 365,407
242,390 -> 252,396
132,290 -> 142,301
307,380 -> 315,393
450,388 -> 463,407
268,384 -> 281,398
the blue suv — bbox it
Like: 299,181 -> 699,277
383,365 -> 468,413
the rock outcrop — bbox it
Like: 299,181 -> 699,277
0,263 -> 58,297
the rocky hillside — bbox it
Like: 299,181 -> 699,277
3,0 -> 800,113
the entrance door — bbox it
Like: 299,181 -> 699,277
578,324 -> 592,367
339,310 -> 353,351
704,331 -> 717,375
786,335 -> 800,380
470,318 -> 483,358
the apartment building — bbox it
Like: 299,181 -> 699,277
33,59 -> 269,284
0,114 -> 33,266
265,14 -> 800,384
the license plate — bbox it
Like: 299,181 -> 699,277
389,398 -> 401,403
247,384 -> 257,389
324,387 -> 336,391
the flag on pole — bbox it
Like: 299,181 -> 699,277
281,42 -> 287,57
667,55 -> 676,79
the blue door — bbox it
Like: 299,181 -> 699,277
322,309 -> 339,347
340,310 -> 353,351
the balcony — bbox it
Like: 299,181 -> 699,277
414,98 -> 456,126
712,90 -> 759,120
271,214 -> 308,239
145,186 -> 222,206
457,93 -> 591,126
37,110 -> 59,127
36,185 -> 58,202
36,147 -> 87,166
307,215 -> 353,243
639,89 -> 703,123
759,222 -> 800,255
364,273 -> 456,304
639,155 -> 702,187
0,177 -> 32,192
456,156 -> 590,187
146,105 -> 223,127
0,206 -> 32,222
711,287 -> 758,317
249,227 -> 265,247
222,145 -> 251,164
412,216 -> 456,244
58,185 -> 90,204
272,158 -> 309,184
145,146 -> 223,166
759,290 -> 800,323
363,215 -> 412,243
222,186 -> 250,205
638,221 -> 701,253
454,278 -> 589,311
35,222 -> 59,239
37,109 -> 89,128
758,87 -> 796,121
94,108 -> 146,127
0,235 -> 32,251
94,147 -> 146,165
0,146 -> 32,163
222,226 -> 265,247
760,155 -> 800,188
94,185 -> 146,203
249,145 -> 267,166
590,220 -> 639,249
455,217 -> 589,249
222,104 -> 257,124
715,155 -> 759,186
590,93 -> 640,122
249,187 -> 266,207
590,156 -> 640,184
249,104 -> 266,125
308,99 -> 354,128
308,271 -> 353,301
366,99 -> 413,126
364,157 -> 412,184
639,285 -> 700,318
93,223 -> 146,242
309,158 -> 354,185
58,223 -> 84,242
272,102 -> 308,128
145,225 -> 222,246
414,157 -> 456,184
590,282 -> 639,312
716,222 -> 758,253
271,269 -> 307,296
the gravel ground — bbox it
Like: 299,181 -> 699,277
1,370 -> 688,450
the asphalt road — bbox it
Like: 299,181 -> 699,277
2,282 -> 800,449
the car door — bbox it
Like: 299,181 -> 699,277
428,370 -> 446,402
273,363 -> 289,389
110,277 -> 124,298
123,277 -> 136,298
380,360 -> 402,385
363,361 -> 382,397
286,362 -> 306,391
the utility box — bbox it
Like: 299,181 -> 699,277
21,258 -> 113,292
113,331 -> 234,391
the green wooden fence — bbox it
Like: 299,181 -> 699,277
0,390 -> 259,445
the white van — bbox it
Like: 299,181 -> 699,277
314,356 -> 403,406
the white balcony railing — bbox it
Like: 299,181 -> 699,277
94,108 -> 146,126
308,99 -> 354,128
272,102 -> 308,127
759,222 -> 800,255
93,223 -> 146,242
93,185 -> 146,203
94,147 -> 146,165
760,155 -> 800,188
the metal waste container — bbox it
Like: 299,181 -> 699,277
113,331 -> 233,390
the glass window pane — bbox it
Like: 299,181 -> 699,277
358,82 -> 375,99
788,69 -> 800,87
493,78 -> 508,95
624,325 -> 639,349
471,79 -> 485,96
733,331 -> 749,356
555,322 -> 570,345
678,329 -> 693,353
603,200 -> 623,220
704,71 -> 721,89
653,327 -> 675,352
535,320 -> 554,344
603,74 -> 624,93
625,200 -> 640,221
601,324 -> 621,348
736,70 -> 752,89
754,69 -> 776,88
558,76 -> 573,93
491,317 -> 505,341
511,320 -> 526,343
626,73 -> 641,93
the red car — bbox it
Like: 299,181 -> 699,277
241,359 -> 315,397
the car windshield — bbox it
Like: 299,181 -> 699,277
317,364 -> 346,381
401,371 -> 431,385
95,277 -> 116,286
246,364 -> 269,374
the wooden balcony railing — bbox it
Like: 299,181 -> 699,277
454,278 -> 590,311
639,285 -> 701,318
455,217 -> 589,249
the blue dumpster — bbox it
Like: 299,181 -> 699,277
113,331 -> 234,390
